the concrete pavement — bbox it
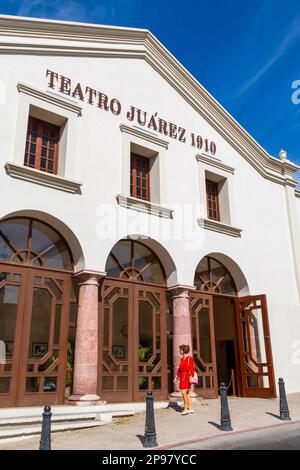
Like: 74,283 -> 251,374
0,393 -> 299,450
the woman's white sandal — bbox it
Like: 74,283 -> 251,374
181,410 -> 188,415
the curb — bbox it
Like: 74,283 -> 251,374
156,418 -> 300,450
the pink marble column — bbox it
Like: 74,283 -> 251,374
68,270 -> 105,406
168,285 -> 196,397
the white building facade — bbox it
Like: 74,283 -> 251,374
0,15 -> 300,407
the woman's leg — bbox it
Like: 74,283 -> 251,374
186,390 -> 193,411
181,389 -> 188,411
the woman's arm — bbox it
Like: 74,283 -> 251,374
174,359 -> 183,384
189,356 -> 195,376
174,364 -> 181,384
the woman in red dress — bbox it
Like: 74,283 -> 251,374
174,344 -> 195,415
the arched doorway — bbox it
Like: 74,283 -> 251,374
99,239 -> 168,402
191,255 -> 276,399
0,217 -> 73,407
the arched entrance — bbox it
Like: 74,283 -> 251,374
0,217 -> 73,407
99,239 -> 168,402
191,255 -> 276,398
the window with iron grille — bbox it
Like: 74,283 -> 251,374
24,117 -> 60,174
130,153 -> 150,201
206,179 -> 220,221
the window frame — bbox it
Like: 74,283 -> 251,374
130,152 -> 151,202
24,116 -> 60,175
206,179 -> 220,221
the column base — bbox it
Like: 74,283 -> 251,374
67,394 -> 106,406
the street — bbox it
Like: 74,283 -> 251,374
173,422 -> 300,450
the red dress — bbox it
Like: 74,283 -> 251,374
176,355 -> 195,390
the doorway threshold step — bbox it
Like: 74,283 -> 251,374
0,409 -> 134,427
0,420 -> 106,441
0,401 -> 168,421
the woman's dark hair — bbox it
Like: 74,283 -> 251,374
179,344 -> 190,354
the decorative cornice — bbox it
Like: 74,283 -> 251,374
17,82 -> 82,116
279,158 -> 300,179
116,193 -> 173,219
295,189 -> 300,198
198,217 -> 242,237
196,153 -> 235,174
0,15 -> 299,186
120,124 -> 169,149
0,15 -> 149,44
5,161 -> 82,193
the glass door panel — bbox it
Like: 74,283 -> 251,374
28,288 -> 52,360
190,292 -> 218,398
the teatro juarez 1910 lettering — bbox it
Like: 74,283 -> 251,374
46,69 -> 217,155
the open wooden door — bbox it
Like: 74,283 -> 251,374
235,295 -> 276,398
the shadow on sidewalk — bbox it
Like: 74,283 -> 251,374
208,421 -> 223,431
136,434 -> 145,445
167,402 -> 183,413
265,412 -> 281,420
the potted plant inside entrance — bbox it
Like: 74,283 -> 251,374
138,345 -> 155,389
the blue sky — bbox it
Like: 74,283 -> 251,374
1,0 -> 300,164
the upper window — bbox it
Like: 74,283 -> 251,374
0,218 -> 73,271
106,240 -> 165,285
206,179 -> 220,221
24,117 -> 60,174
130,153 -> 150,201
194,256 -> 237,295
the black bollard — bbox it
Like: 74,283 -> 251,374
220,382 -> 233,431
143,391 -> 158,448
39,405 -> 52,450
278,378 -> 291,421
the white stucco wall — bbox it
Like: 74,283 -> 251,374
0,25 -> 300,393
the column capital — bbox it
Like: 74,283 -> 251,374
73,269 -> 106,286
168,284 -> 196,298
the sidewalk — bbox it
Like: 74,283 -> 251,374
0,393 -> 300,450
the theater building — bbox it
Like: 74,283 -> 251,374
1,15 -> 300,408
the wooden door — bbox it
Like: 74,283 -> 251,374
0,264 -> 71,407
190,292 -> 218,398
99,280 -> 168,402
235,295 -> 276,398
17,269 -> 70,406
